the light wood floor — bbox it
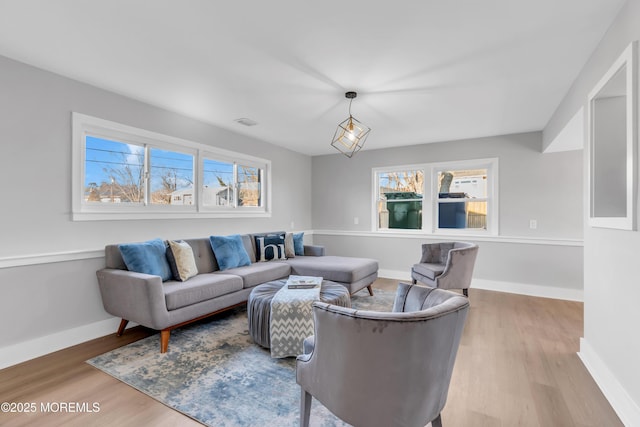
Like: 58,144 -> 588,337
0,278 -> 622,427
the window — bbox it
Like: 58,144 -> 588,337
149,148 -> 194,205
201,157 -> 264,209
435,167 -> 487,231
237,164 -> 262,207
373,158 -> 498,234
202,157 -> 235,207
73,113 -> 270,220
376,168 -> 424,230
84,136 -> 145,204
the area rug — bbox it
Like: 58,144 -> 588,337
87,288 -> 397,427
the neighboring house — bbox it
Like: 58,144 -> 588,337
170,189 -> 194,205
170,186 -> 235,206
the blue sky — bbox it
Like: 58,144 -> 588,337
85,136 -> 234,192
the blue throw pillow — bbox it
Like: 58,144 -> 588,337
293,232 -> 305,256
119,238 -> 172,281
255,233 -> 286,262
209,234 -> 252,271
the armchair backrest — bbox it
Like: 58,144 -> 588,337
296,283 -> 469,427
419,242 -> 455,264
415,241 -> 478,292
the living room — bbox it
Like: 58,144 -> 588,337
0,1 -> 639,426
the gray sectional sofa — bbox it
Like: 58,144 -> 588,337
96,233 -> 378,352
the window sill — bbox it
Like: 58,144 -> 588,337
72,211 -> 271,221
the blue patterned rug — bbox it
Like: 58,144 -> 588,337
87,287 -> 396,427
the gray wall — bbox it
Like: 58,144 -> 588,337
0,55 -> 312,354
311,132 -> 584,295
544,0 -> 640,423
313,132 -> 583,239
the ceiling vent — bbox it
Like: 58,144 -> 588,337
234,118 -> 258,127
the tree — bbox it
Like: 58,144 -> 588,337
383,171 -> 423,194
101,151 -> 144,203
86,182 -> 101,202
151,168 -> 195,205
439,171 -> 453,193
238,166 -> 260,206
216,176 -> 228,187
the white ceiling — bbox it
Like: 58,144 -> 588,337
0,1 -> 626,156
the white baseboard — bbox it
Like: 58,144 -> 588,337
579,338 -> 640,426
378,269 -> 583,301
378,269 -> 413,282
0,317 -> 135,370
471,278 -> 583,301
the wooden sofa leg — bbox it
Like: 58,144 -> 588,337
367,285 -> 374,296
117,319 -> 129,336
412,278 -> 417,284
160,330 -> 171,353
463,288 -> 469,297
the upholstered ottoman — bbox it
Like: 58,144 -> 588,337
247,279 -> 351,349
284,256 -> 379,295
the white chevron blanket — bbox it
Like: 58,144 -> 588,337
269,277 -> 321,358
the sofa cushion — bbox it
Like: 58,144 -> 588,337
293,232 -> 305,256
412,262 -> 446,281
118,238 -> 172,281
209,235 -> 251,271
217,262 -> 291,288
105,245 -> 127,270
166,240 -> 199,281
240,234 -> 256,264
183,238 -> 218,273
255,233 -> 287,262
284,256 -> 378,284
163,273 -> 243,311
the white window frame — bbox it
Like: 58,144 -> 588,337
373,164 -> 427,232
372,158 -> 498,235
199,152 -> 266,212
72,113 -> 271,221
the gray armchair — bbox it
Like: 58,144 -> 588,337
296,283 -> 469,427
411,242 -> 478,297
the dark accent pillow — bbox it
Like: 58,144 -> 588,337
209,235 -> 251,271
118,238 -> 172,281
255,233 -> 287,262
293,232 -> 305,256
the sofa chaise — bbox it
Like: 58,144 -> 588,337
96,232 -> 378,352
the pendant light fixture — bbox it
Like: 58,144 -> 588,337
331,91 -> 371,158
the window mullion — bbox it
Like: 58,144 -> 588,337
144,145 -> 150,206
233,162 -> 238,208
423,166 -> 432,232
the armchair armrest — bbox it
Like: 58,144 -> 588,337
303,244 -> 325,256
96,268 -> 169,330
